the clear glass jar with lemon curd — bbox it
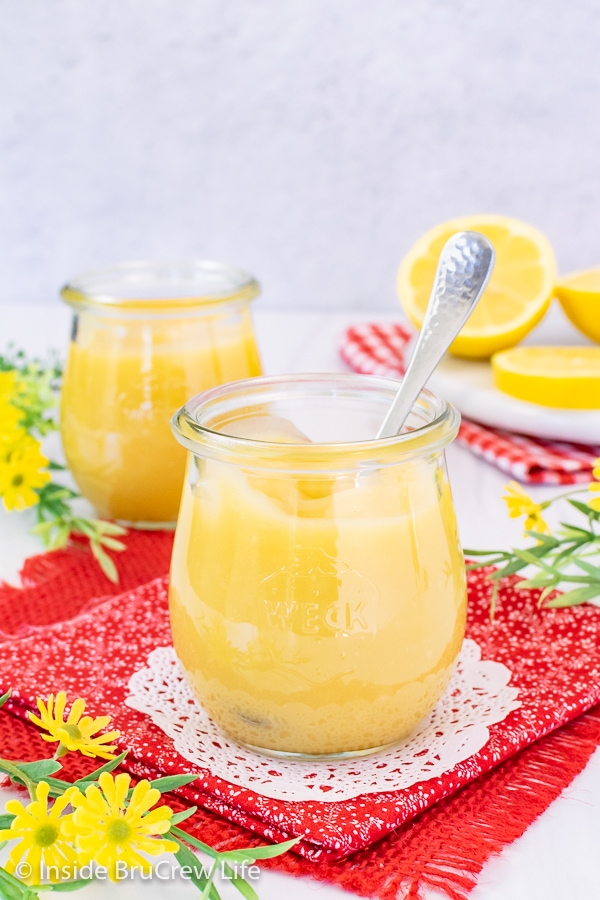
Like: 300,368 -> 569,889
170,374 -> 466,758
60,261 -> 262,523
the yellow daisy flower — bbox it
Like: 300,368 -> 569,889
0,369 -> 18,399
0,400 -> 23,442
65,772 -> 178,880
28,692 -> 120,760
0,373 -> 24,452
0,435 -> 50,511
589,458 -> 600,511
502,481 -> 550,535
0,781 -> 79,885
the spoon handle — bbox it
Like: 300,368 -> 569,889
376,231 -> 495,439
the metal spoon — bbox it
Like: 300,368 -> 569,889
376,231 -> 495,439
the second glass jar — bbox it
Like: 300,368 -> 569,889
60,260 -> 262,523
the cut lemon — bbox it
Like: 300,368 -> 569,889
555,269 -> 600,343
491,346 -> 600,409
398,214 -> 556,358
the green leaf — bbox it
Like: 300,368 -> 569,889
538,585 -> 557,604
149,774 -> 198,792
173,843 -> 221,900
27,775 -> 76,797
72,519 -> 99,540
219,863 -> 259,900
37,484 -> 76,502
516,575 -> 558,590
523,531 -> 560,548
49,524 -> 71,551
0,690 -> 11,710
8,760 -> 62,780
0,863 -> 31,899
97,536 -> 126,552
545,585 -> 600,608
0,814 -> 15,829
30,521 -> 54,538
552,542 -> 590,567
171,826 -> 219,859
512,548 -> 558,572
221,838 -> 299,861
572,558 -> 600,580
92,520 -> 128,536
568,498 -> 600,520
490,557 -> 527,577
90,543 -> 118,583
41,879 -> 92,893
170,806 -> 198,826
558,523 -> 595,539
73,751 -> 128,785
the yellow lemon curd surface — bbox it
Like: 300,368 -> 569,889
61,312 -> 261,522
169,428 -> 466,757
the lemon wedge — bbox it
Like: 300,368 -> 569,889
398,215 -> 556,358
555,269 -> 600,343
491,346 -> 600,409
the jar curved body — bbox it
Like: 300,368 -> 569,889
169,375 -> 467,758
60,262 -> 261,522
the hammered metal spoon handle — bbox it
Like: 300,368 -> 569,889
377,231 -> 495,439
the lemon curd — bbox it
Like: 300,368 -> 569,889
169,375 -> 466,758
60,262 -> 261,523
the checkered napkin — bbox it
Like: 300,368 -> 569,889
339,322 -> 600,485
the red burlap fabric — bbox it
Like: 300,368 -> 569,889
2,533 -> 600,899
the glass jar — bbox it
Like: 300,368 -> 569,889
170,373 -> 466,759
60,260 -> 262,523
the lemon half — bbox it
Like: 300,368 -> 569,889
398,215 -> 556,358
491,346 -> 600,409
555,269 -> 600,344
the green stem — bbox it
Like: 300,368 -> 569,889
0,864 -> 32,900
0,759 -> 37,800
541,487 -> 589,507
200,862 -> 218,900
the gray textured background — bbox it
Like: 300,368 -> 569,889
2,0 -> 600,310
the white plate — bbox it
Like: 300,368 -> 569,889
427,303 -> 600,444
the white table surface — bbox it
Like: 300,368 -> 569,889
1,304 -> 600,900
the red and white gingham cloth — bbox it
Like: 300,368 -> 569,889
339,322 -> 600,485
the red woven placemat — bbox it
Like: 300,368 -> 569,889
2,534 -> 600,899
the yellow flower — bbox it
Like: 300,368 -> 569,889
64,772 -> 178,880
0,781 -> 79,885
589,458 -> 600,511
503,481 -> 550,535
0,373 -> 23,452
0,434 -> 50,511
28,692 -> 120,760
0,369 -> 18,399
0,399 -> 23,442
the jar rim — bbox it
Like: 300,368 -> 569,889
171,373 -> 460,468
60,259 -> 260,312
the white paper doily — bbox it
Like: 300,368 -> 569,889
125,639 -> 520,802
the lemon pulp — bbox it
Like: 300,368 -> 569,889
398,215 -> 556,359
556,269 -> 600,344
